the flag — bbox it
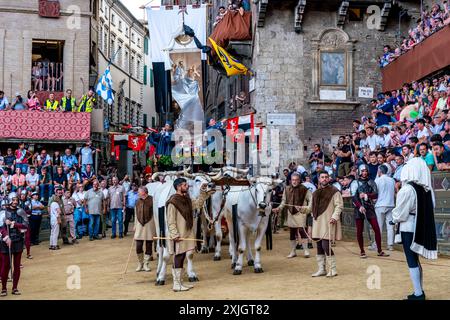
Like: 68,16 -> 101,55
226,114 -> 254,143
209,37 -> 248,77
128,135 -> 147,151
96,66 -> 114,105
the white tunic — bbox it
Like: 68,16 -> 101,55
391,184 -> 416,233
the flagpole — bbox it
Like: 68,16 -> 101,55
94,47 -> 123,86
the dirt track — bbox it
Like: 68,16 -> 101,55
4,228 -> 450,300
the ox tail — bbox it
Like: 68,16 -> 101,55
232,204 -> 239,246
158,207 -> 166,248
266,213 -> 273,250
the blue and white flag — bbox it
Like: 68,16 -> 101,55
96,67 -> 114,105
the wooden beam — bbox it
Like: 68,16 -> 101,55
337,1 -> 349,27
257,0 -> 269,28
294,0 -> 307,33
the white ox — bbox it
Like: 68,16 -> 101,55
207,169 -> 281,275
146,169 -> 216,285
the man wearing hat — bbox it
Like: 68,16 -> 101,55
11,93 -> 27,111
29,192 -> 44,246
49,186 -> 72,245
166,177 -> 213,292
352,164 -> 389,258
0,192 -> 28,296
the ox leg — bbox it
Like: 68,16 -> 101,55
233,224 -> 247,275
254,217 -> 269,273
246,230 -> 254,267
213,220 -> 223,261
186,250 -> 199,282
156,246 -> 170,285
227,217 -> 238,269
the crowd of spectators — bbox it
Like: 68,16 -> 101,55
213,0 -> 251,27
0,141 -> 154,254
0,88 -> 97,112
379,1 -> 450,67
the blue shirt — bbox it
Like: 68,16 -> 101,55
376,101 -> 394,127
126,190 -> 139,208
62,154 -> 78,168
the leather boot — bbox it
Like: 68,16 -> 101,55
311,255 -> 327,277
326,255 -> 337,277
143,254 -> 151,272
135,253 -> 144,272
286,240 -> 297,258
172,268 -> 190,292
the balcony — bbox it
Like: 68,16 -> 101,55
0,111 -> 91,143
382,25 -> 450,91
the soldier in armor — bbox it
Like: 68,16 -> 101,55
0,192 -> 29,296
352,164 -> 389,258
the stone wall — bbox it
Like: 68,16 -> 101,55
250,0 -> 420,170
0,0 -> 91,100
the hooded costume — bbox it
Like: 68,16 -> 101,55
392,157 -> 437,300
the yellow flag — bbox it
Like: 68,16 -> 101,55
209,37 -> 248,77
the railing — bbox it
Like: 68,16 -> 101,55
31,61 -> 64,92
0,111 -> 90,142
382,25 -> 450,91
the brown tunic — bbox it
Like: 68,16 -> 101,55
277,185 -> 312,228
167,191 -> 209,255
134,196 -> 155,241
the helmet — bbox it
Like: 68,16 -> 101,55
8,192 -> 18,202
358,164 -> 369,176
1,199 -> 8,207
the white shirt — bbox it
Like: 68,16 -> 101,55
392,184 -> 416,232
417,127 -> 429,140
102,188 -> 109,200
365,134 -> 379,151
302,182 -> 316,192
50,202 -> 60,225
25,173 -> 40,186
375,174 -> 395,208
431,123 -> 444,135
72,191 -> 86,208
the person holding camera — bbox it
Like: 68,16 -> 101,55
11,93 -> 27,111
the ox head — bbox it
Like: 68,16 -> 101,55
249,176 -> 284,211
182,168 -> 216,198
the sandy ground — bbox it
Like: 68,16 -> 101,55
3,228 -> 449,300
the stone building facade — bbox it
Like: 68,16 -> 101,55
206,0 -> 427,170
250,0 -> 423,169
0,0 -> 91,100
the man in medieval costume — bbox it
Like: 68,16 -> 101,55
272,172 -> 312,258
0,192 -> 28,296
166,178 -> 212,292
352,164 -> 389,258
134,186 -> 155,272
392,157 -> 438,300
311,171 -> 343,278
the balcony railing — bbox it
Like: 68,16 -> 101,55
382,25 -> 450,91
0,111 -> 90,143
31,61 -> 64,92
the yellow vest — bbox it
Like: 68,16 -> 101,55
77,95 -> 96,112
45,99 -> 59,111
61,97 -> 76,112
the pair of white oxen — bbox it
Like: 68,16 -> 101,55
145,166 -> 282,285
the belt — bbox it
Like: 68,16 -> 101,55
65,213 -> 74,216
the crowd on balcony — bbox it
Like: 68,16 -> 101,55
0,88 -> 97,112
213,0 -> 251,27
379,1 -> 450,67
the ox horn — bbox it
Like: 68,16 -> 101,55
182,167 -> 194,179
151,172 -> 164,181
209,170 -> 223,181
